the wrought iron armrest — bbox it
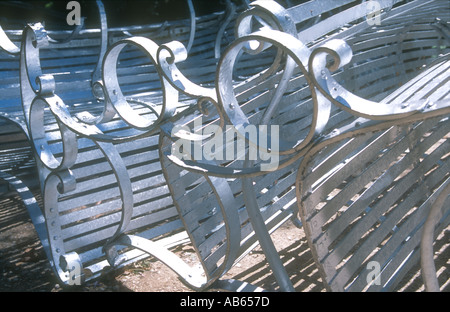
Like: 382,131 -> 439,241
0,12 -> 86,56
18,22 -> 187,285
159,27 -> 334,178
307,39 -> 450,122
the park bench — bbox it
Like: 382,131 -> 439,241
1,0 -> 448,292
0,0 -> 256,288
158,0 -> 449,291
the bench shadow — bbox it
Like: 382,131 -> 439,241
1,191 -> 448,292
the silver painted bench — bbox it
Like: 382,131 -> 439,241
159,0 -> 449,291
1,0 -> 448,292
0,0 -> 252,288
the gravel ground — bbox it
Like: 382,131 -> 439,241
0,193 -> 448,292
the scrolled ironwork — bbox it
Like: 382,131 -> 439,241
18,22 -> 156,284
161,28 -> 333,178
0,16 -> 84,55
307,39 -> 433,120
157,40 -> 216,100
101,36 -> 178,132
44,169 -> 79,285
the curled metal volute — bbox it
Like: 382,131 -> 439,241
29,23 -> 49,49
29,96 -> 78,171
217,29 -> 316,155
0,24 -> 20,55
159,40 -> 188,64
309,39 -> 353,73
236,0 -> 297,40
234,2 -> 298,84
59,252 -> 85,285
44,170 -> 78,285
102,36 -> 177,131
308,40 -> 428,120
157,41 -> 217,100
36,74 -> 56,96
76,80 -> 117,125
197,96 -> 225,130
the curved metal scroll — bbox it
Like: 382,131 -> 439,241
100,36 -> 178,131
44,170 -> 81,285
47,17 -> 85,44
162,28 -> 332,178
234,0 -> 297,83
158,40 -> 216,100
1,10 -> 85,55
19,23 -> 140,284
308,39 -> 431,120
21,26 -> 179,144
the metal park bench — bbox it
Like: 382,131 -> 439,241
0,0 -> 252,288
158,0 -> 449,291
0,0 -> 448,292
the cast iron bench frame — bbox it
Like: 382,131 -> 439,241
158,0 -> 449,291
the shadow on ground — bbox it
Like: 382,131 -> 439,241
0,191 -> 448,292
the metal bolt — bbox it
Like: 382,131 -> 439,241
331,129 -> 340,135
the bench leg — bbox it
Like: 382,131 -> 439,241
243,177 -> 295,292
110,234 -> 209,290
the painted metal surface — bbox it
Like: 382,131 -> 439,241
1,0 -> 448,291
